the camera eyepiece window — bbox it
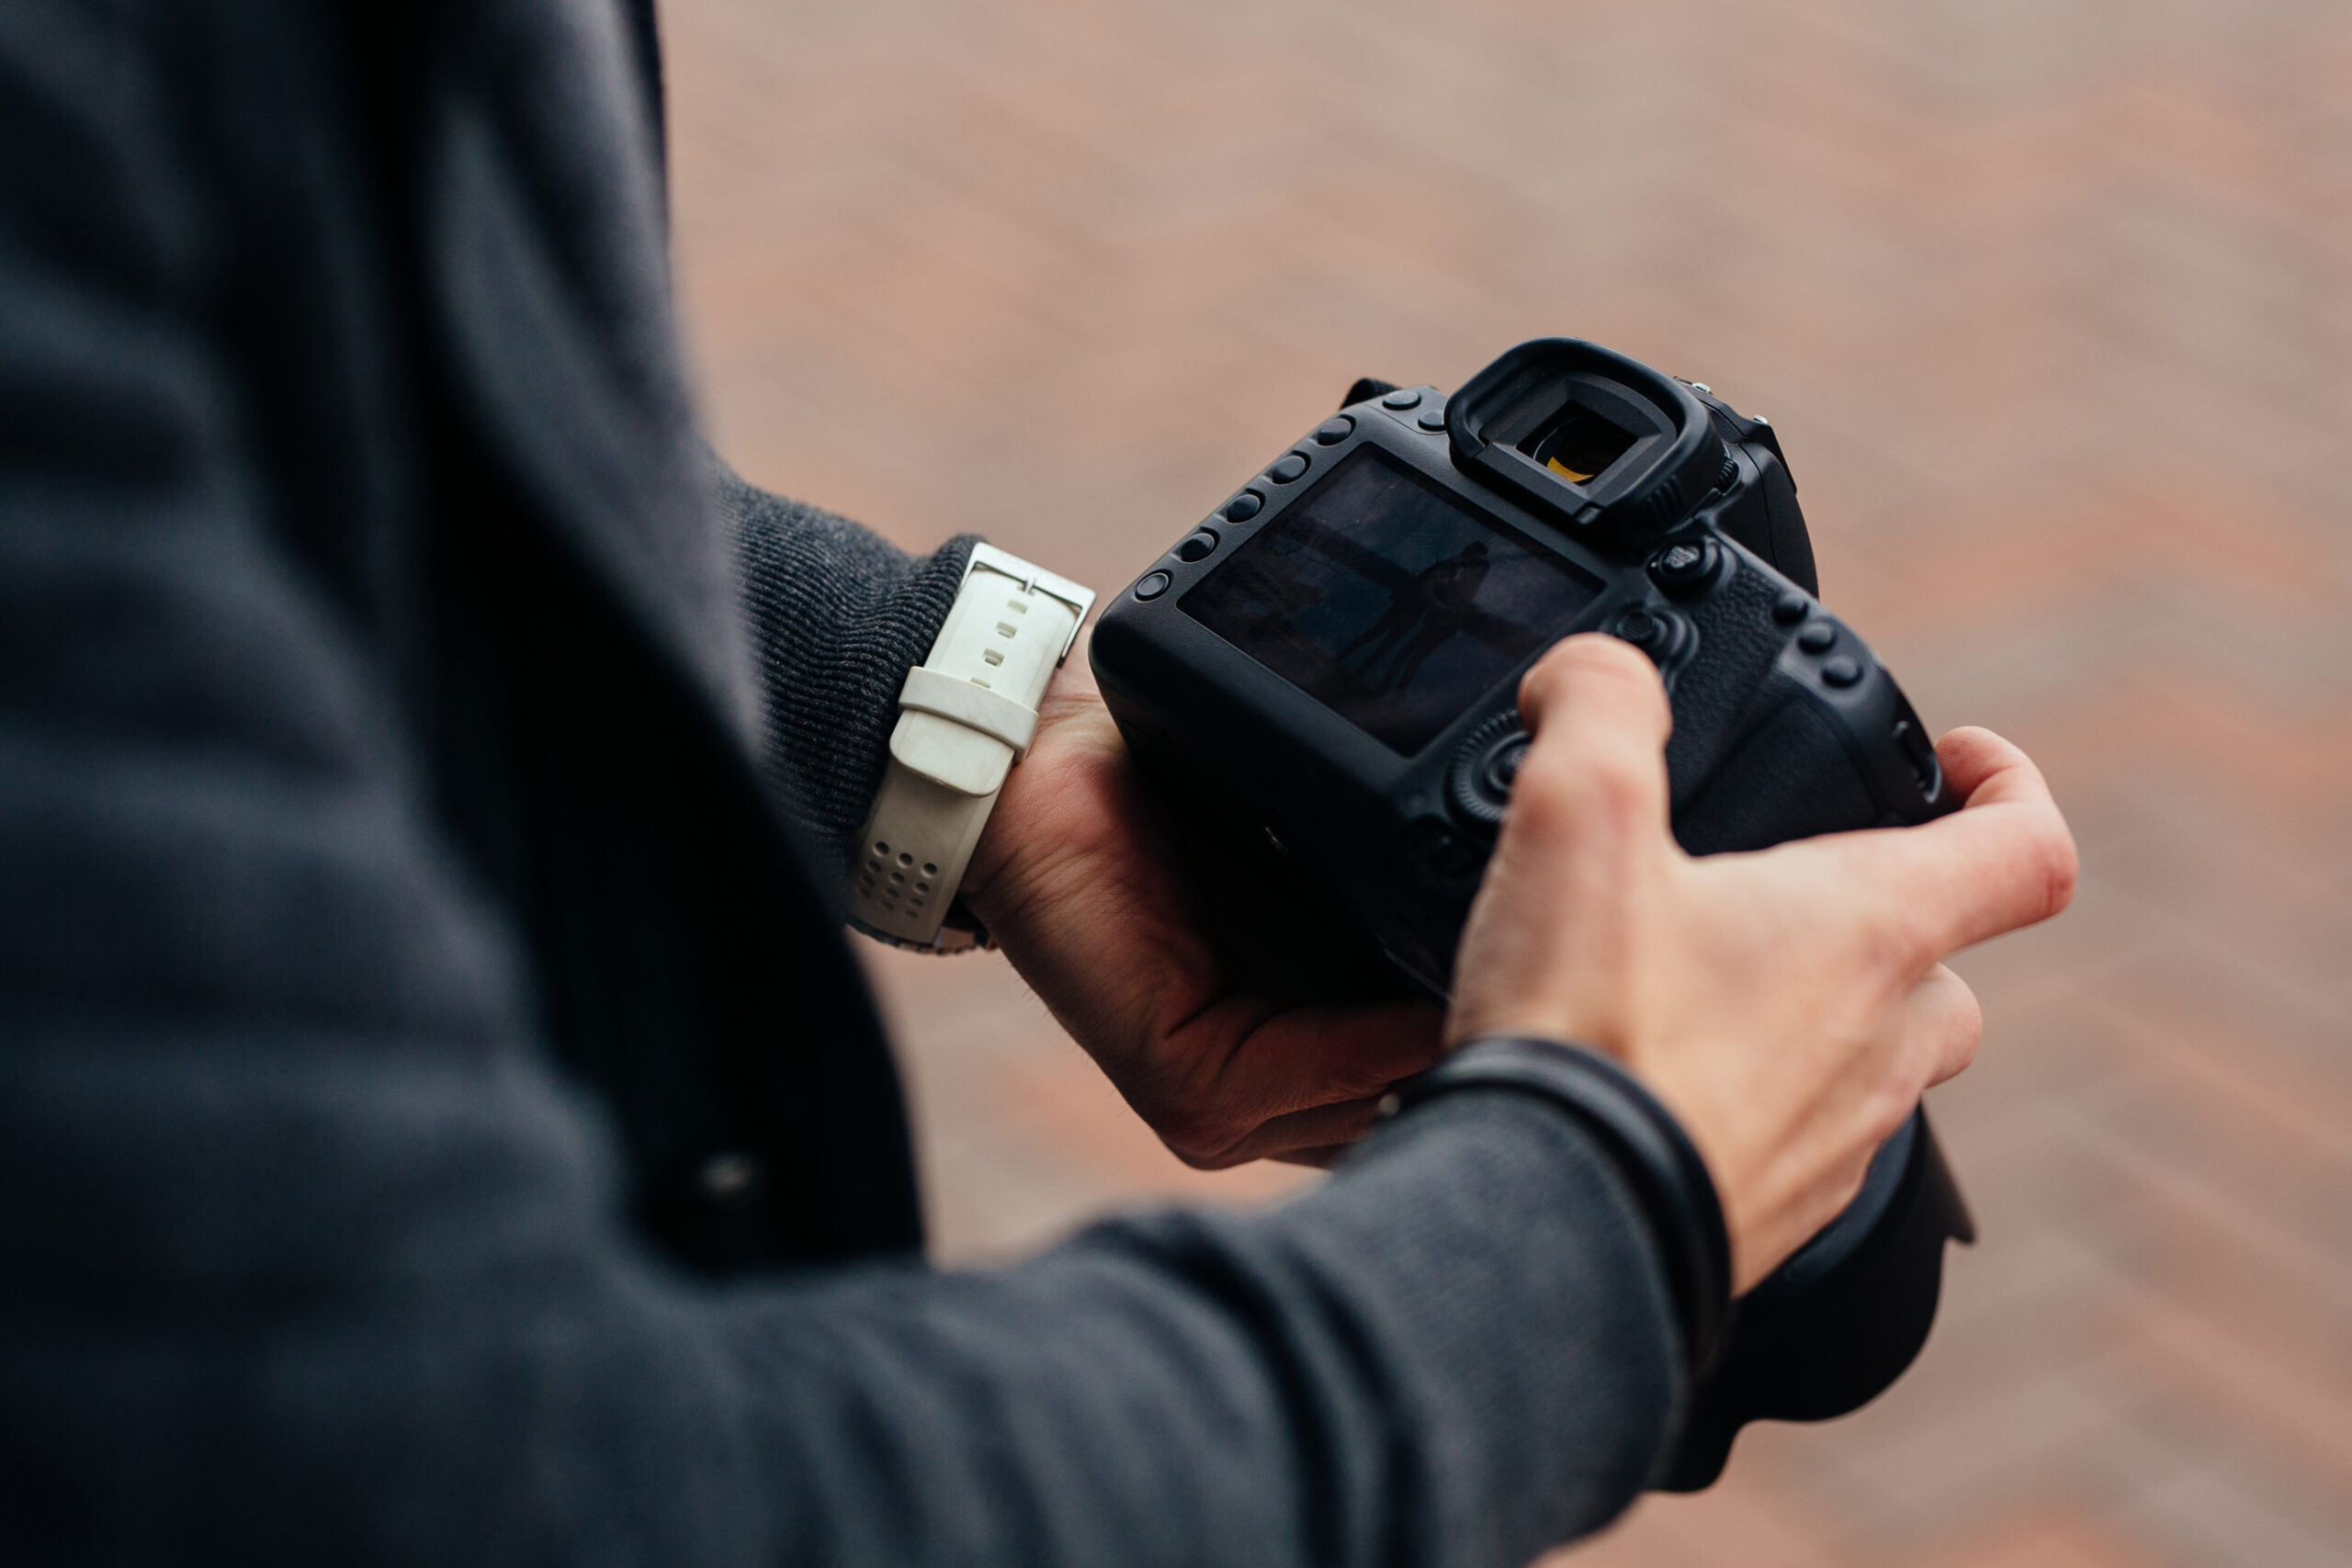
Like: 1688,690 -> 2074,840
1091,337 -> 1974,1490
1528,400 -> 1638,483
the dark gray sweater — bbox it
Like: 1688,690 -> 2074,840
0,1 -> 1683,1562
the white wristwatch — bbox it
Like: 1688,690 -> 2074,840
849,543 -> 1095,951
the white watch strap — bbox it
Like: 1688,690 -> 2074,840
850,544 -> 1094,949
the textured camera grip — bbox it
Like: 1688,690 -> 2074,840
1672,684 -> 1884,856
1661,556 -> 1793,804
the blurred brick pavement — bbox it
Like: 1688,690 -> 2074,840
661,1 -> 2352,1562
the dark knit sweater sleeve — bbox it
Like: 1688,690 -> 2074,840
695,1090 -> 1685,1568
711,454 -> 978,875
781,1089 -> 1690,1568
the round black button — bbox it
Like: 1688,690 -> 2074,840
1821,656 -> 1862,687
698,1151 -> 762,1204
1417,405 -> 1448,431
1224,491 -> 1263,522
1383,388 -> 1423,410
1648,538 -> 1720,596
1772,591 -> 1810,624
1482,739 -> 1528,795
1315,416 -> 1355,446
1797,622 -> 1836,653
1614,607 -> 1664,649
1176,530 -> 1219,562
1269,453 -> 1310,483
1133,570 -> 1172,601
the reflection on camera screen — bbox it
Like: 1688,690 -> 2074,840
1182,447 -> 1603,756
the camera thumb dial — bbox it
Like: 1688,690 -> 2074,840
1448,713 -> 1531,832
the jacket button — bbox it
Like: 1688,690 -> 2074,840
698,1152 -> 762,1203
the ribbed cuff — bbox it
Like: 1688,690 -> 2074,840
1275,1087 -> 1687,1561
1391,1037 -> 1733,1378
713,455 -> 979,875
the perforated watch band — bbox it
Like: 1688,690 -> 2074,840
849,544 -> 1094,950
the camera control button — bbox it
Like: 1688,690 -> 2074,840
1382,388 -> 1424,410
1270,453 -> 1310,483
1820,655 -> 1862,688
1797,622 -> 1837,653
1612,607 -> 1668,657
1224,491 -> 1264,522
1417,404 -> 1449,432
1133,571 -> 1172,601
1648,537 -> 1720,596
1447,715 -> 1529,831
1315,415 -> 1355,446
1772,591 -> 1810,624
1893,718 -> 1943,799
1176,530 -> 1220,562
1483,738 -> 1528,795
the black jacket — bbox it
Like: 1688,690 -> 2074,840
0,2 -> 1682,1562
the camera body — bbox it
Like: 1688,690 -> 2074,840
1091,339 -> 1973,1487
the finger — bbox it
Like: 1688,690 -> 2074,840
1233,998 -> 1445,1095
1508,635 -> 1675,849
1154,998 -> 1444,1165
1519,633 -> 1674,751
1907,964 -> 1983,1089
1214,1096 -> 1393,1168
1935,724 -> 2052,809
1820,739 -> 2077,961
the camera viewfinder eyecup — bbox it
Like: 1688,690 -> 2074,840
1447,338 -> 1727,550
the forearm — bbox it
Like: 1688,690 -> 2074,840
6,1049 -> 1675,1565
731,1090 -> 1681,1567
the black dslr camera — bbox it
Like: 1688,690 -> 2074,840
1091,339 -> 1974,1488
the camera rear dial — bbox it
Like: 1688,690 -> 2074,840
1445,713 -> 1531,832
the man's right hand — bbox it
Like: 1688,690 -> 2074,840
1447,636 -> 2077,1292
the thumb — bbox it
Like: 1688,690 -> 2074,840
1445,635 -> 1674,1049
1507,634 -> 1675,853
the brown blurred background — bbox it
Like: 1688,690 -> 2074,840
659,2 -> 2352,1563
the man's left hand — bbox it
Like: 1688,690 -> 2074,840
962,637 -> 1443,1168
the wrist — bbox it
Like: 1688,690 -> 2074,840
1387,1036 -> 1734,1375
960,647 -> 1127,930
963,650 -> 1093,886
847,545 -> 1094,951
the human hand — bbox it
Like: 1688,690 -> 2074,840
1447,635 -> 2077,1291
963,636 -> 1444,1168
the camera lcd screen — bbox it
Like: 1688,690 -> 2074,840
1182,446 -> 1605,755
